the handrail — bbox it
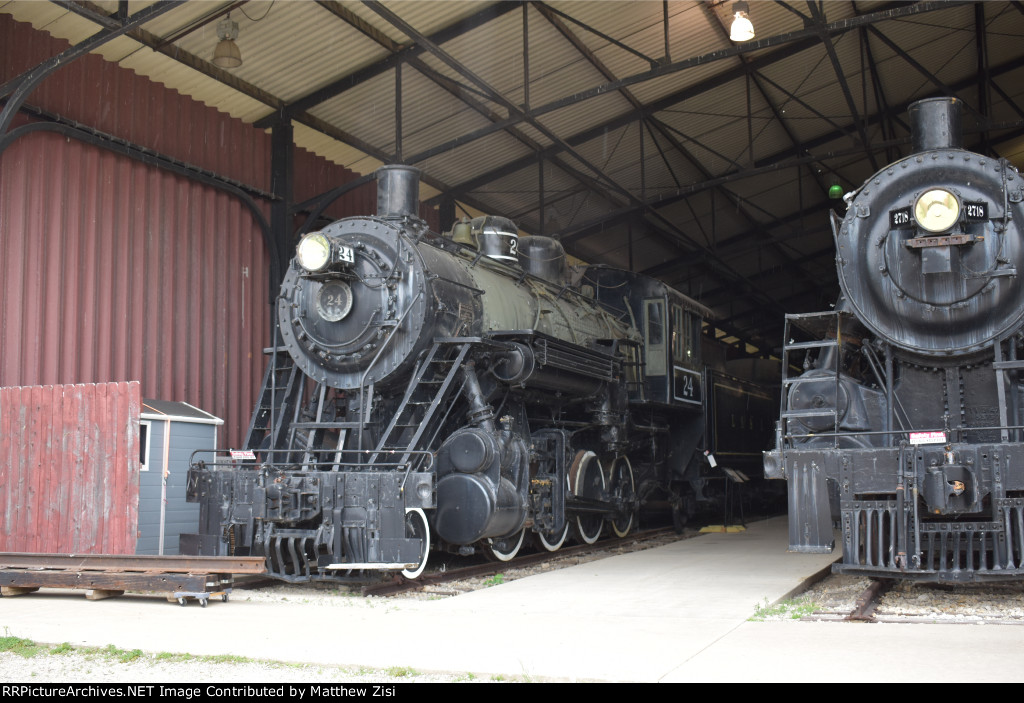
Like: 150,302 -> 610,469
357,289 -> 424,450
189,447 -> 435,472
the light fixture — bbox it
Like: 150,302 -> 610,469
829,183 -> 844,199
296,232 -> 332,272
213,14 -> 242,68
730,1 -> 755,42
914,189 -> 960,233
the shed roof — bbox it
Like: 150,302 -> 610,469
141,399 -> 224,425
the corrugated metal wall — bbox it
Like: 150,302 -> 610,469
0,129 -> 270,449
0,14 -> 400,448
0,15 -> 271,191
0,382 -> 140,554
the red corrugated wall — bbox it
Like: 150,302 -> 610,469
0,128 -> 271,450
0,382 -> 141,554
0,14 -> 411,448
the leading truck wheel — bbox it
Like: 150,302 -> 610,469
571,451 -> 605,545
609,456 -> 637,538
401,508 -> 430,579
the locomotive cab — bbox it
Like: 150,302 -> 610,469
585,267 -> 709,408
644,292 -> 705,407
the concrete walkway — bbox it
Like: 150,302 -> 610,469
3,517 -> 1024,682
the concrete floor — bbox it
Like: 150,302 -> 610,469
3,516 -> 1024,682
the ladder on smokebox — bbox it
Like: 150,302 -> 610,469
779,311 -> 843,450
366,340 -> 473,471
244,349 -> 355,469
244,347 -> 303,452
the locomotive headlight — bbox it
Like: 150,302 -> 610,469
914,189 -> 960,233
296,232 -> 332,272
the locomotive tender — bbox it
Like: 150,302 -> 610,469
765,97 -> 1024,581
184,165 -> 756,581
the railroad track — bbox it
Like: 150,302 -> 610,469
790,574 -> 1024,624
844,579 -> 894,622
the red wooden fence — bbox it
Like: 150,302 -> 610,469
0,382 -> 140,553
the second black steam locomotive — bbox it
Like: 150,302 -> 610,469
765,97 -> 1024,582
184,165 -> 774,581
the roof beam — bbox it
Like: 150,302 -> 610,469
1,0 -> 185,132
806,1 -> 879,171
425,1 -> 963,207
361,2 -> 793,318
253,1 -> 521,128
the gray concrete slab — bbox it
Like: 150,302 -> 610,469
3,516 -> 1023,682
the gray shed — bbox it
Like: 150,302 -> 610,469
137,400 -> 223,556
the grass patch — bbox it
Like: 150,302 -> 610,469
384,666 -> 417,678
483,573 -> 505,587
0,633 -> 485,682
0,635 -> 42,658
103,644 -> 144,663
206,654 -> 250,665
749,596 -> 818,621
154,651 -> 185,661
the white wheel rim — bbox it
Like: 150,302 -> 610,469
611,455 -> 636,538
537,522 -> 569,552
401,508 -> 430,579
487,528 -> 525,562
574,451 -> 605,545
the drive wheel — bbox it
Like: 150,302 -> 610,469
535,522 -> 569,552
401,508 -> 430,579
484,528 -> 526,562
609,455 -> 637,538
571,451 -> 605,545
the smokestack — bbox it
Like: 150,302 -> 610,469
909,97 -> 962,153
376,164 -> 421,220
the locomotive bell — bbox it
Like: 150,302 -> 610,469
451,218 -> 475,247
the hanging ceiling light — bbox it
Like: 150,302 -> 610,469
213,14 -> 242,68
730,1 -> 755,42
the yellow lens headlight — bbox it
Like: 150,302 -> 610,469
296,232 -> 331,272
914,189 -> 960,233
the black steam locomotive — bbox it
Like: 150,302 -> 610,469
764,97 -> 1024,582
184,165 -> 774,581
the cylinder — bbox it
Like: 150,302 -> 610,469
376,164 -> 421,219
910,97 -> 962,153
